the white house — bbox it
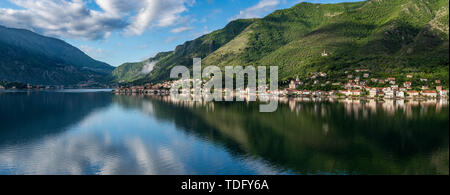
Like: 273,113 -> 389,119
421,90 -> 438,98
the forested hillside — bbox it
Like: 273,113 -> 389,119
115,0 -> 449,87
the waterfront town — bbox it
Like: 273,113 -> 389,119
112,69 -> 449,100
2,69 -> 448,100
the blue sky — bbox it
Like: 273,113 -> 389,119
0,0 -> 362,66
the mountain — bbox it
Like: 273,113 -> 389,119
112,52 -> 172,83
113,19 -> 256,83
115,0 -> 449,87
0,25 -> 115,85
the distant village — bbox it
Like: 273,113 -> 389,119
113,68 -> 448,100
0,81 -> 112,91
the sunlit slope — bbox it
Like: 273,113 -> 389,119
118,0 -> 449,85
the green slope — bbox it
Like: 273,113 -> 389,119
114,19 -> 256,84
116,0 -> 449,86
112,52 -> 172,83
0,25 -> 114,85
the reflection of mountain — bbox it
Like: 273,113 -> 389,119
0,92 -> 112,146
114,95 -> 449,175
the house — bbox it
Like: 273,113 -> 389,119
406,74 -> 413,78
435,80 -> 441,84
408,91 -> 419,97
313,91 -> 324,97
347,75 -> 354,79
344,82 -> 355,89
387,78 -> 396,82
314,80 -> 320,85
289,80 -> 298,89
328,90 -> 338,96
363,73 -> 370,78
397,91 -> 405,98
339,90 -> 352,97
420,78 -> 428,82
287,89 -> 300,96
319,72 -> 327,77
422,86 -> 429,90
391,85 -> 399,90
371,78 -> 379,83
403,82 -> 412,88
440,90 -> 448,97
436,86 -> 443,91
0,85 -> 4,90
385,89 -> 395,99
332,82 -> 341,86
369,88 -> 380,98
352,90 -> 362,96
421,90 -> 438,98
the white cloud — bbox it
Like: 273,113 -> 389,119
0,0 -> 194,40
140,61 -> 157,75
170,26 -> 193,33
231,0 -> 280,21
79,45 -> 104,58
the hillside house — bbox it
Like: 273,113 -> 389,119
403,82 -> 412,88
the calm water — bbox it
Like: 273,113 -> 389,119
0,90 -> 448,175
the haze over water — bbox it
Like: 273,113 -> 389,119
0,90 -> 448,175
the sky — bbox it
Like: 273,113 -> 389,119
0,0 -> 362,66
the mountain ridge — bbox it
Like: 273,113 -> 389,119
114,0 -> 449,87
0,25 -> 114,85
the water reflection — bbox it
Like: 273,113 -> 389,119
0,91 -> 448,175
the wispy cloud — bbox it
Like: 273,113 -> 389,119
230,0 -> 280,21
0,0 -> 195,40
170,26 -> 194,33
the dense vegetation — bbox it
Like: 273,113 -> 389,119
0,25 -> 114,85
115,0 -> 449,88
